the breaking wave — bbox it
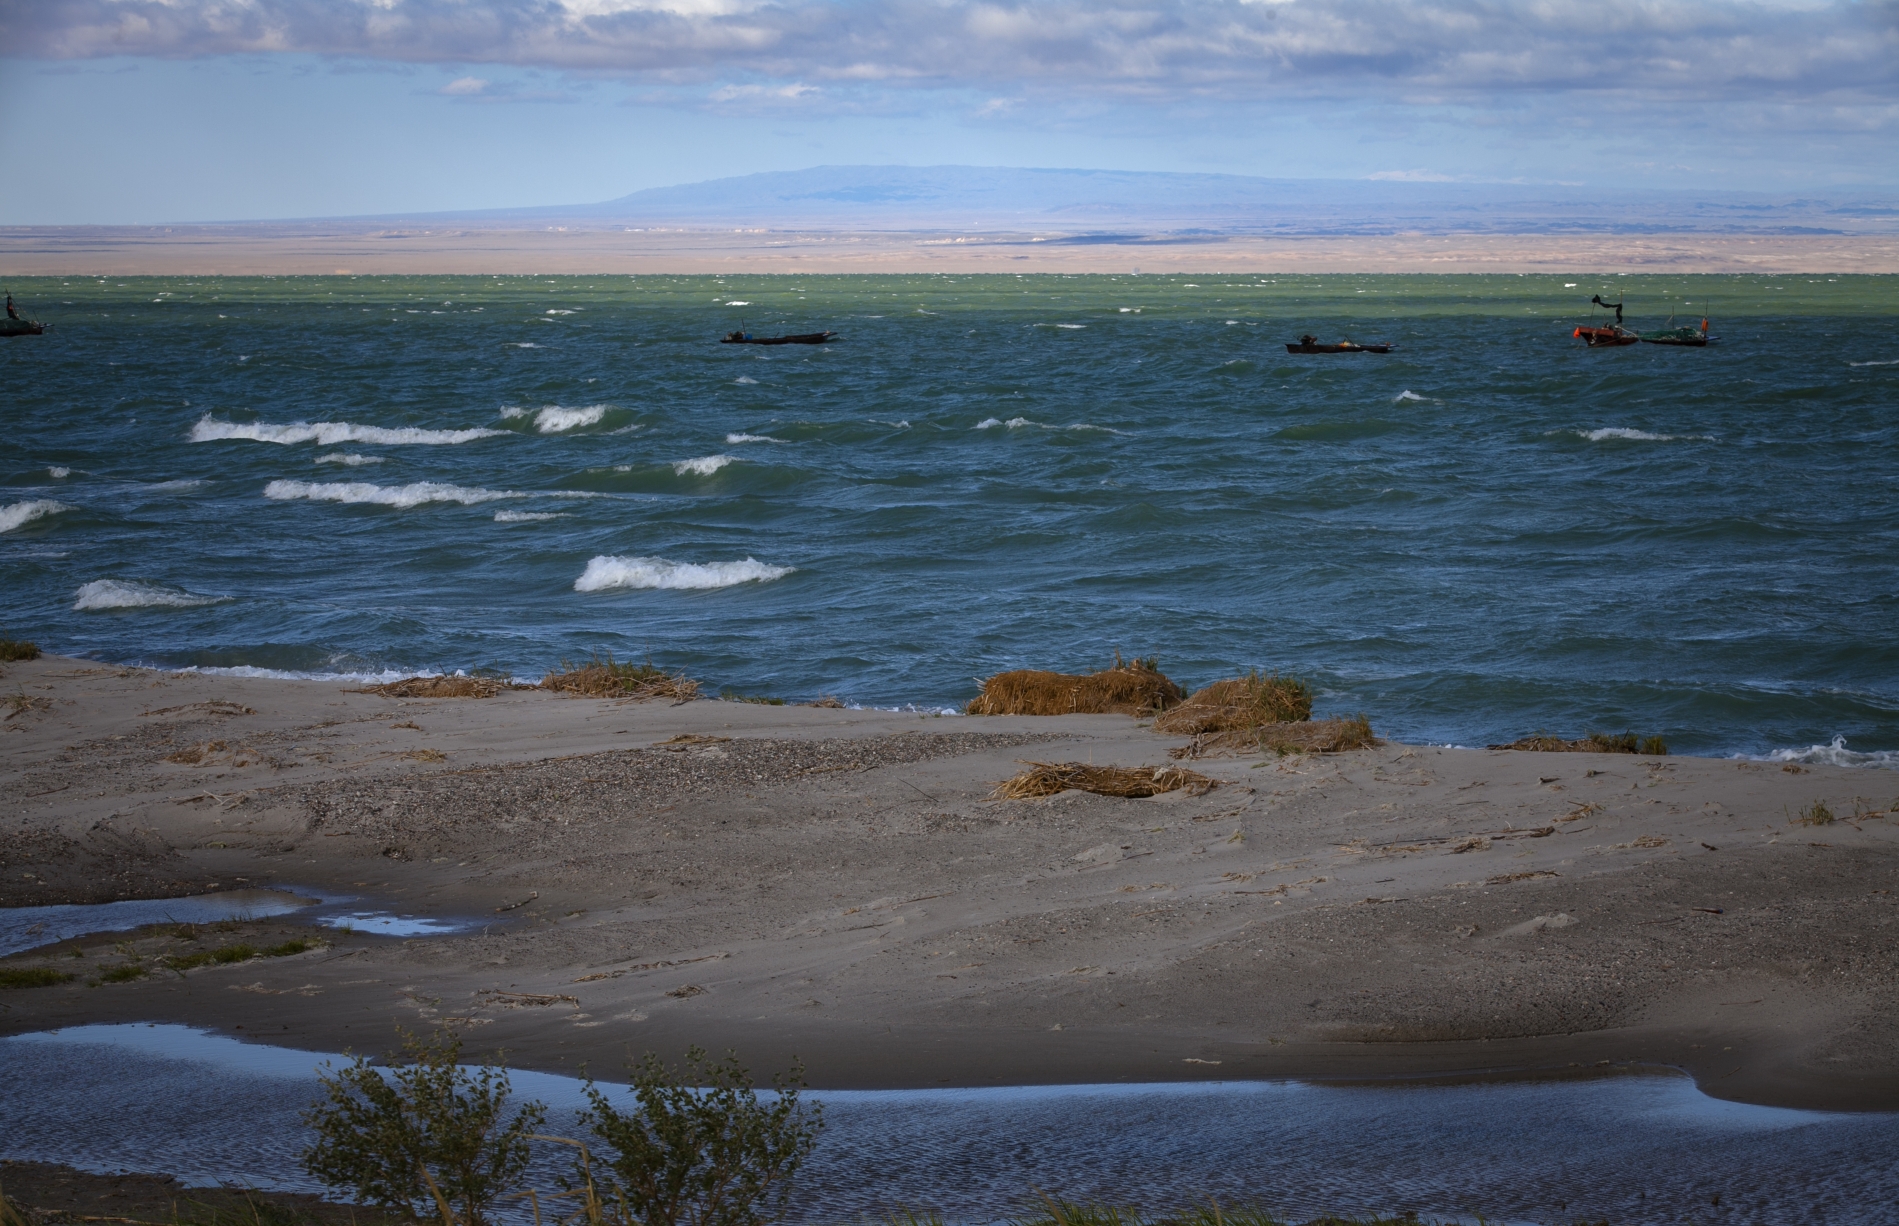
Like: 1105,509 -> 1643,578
315,453 -> 384,466
74,579 -> 228,611
494,510 -> 567,523
191,416 -> 504,446
0,500 -> 71,534
264,480 -> 525,508
1395,390 -> 1426,403
976,417 -> 1033,430
1567,428 -> 1715,443
502,404 -> 609,433
47,467 -> 71,479
1748,736 -> 1899,770
574,555 -> 793,592
726,433 -> 787,444
976,417 -> 1127,435
673,455 -> 737,476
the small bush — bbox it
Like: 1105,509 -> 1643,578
1791,800 -> 1836,827
302,1029 -> 547,1226
575,1046 -> 823,1226
0,638 -> 40,662
967,654 -> 1183,717
0,966 -> 74,989
543,654 -> 699,701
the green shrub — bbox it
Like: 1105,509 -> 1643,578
96,962 -> 147,984
0,638 -> 40,662
575,1046 -> 823,1226
0,966 -> 74,989
302,1029 -> 547,1226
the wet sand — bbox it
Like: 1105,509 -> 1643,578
3,224 -> 1896,275
2,655 -> 1896,1111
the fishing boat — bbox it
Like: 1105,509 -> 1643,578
1641,317 -> 1713,347
1574,296 -> 1639,347
1,294 -> 43,337
1285,335 -> 1392,354
721,330 -> 837,345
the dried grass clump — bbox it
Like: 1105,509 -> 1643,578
967,654 -> 1184,717
1170,715 -> 1378,760
356,675 -> 503,699
541,654 -> 699,701
992,761 -> 1216,800
0,637 -> 40,662
1489,732 -> 1667,755
1152,670 -> 1313,734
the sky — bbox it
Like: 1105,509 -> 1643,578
1,0 -> 1895,224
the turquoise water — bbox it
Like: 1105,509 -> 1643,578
3,273 -> 1896,758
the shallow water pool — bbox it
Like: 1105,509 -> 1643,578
2,1024 -> 1896,1224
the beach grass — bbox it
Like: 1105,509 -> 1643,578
0,637 -> 40,662
0,966 -> 75,989
354,675 -> 505,699
968,654 -> 1184,717
95,961 -> 147,984
1152,671 -> 1314,734
1790,799 -> 1836,827
1488,732 -> 1668,755
993,761 -> 1216,799
541,654 -> 699,701
1172,715 -> 1378,760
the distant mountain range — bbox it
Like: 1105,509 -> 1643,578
439,165 -> 1898,236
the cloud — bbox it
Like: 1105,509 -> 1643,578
5,1 -> 1896,108
439,75 -> 490,94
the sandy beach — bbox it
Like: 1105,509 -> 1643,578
4,225 -> 1898,276
2,655 -> 1895,1112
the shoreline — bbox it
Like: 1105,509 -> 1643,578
3,654 -> 1897,1112
6,226 -> 1899,276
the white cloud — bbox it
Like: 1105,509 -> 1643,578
439,75 -> 489,94
4,1 -> 1895,109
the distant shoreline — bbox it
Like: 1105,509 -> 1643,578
4,226 -> 1896,276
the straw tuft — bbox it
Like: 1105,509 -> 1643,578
992,760 -> 1216,800
1487,732 -> 1667,755
967,653 -> 1184,717
540,654 -> 699,701
1170,715 -> 1378,760
355,675 -> 504,699
1152,670 -> 1313,734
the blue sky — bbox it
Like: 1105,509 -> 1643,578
1,0 -> 1895,224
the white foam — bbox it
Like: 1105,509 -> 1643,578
1847,360 -> 1898,367
502,404 -> 609,433
508,342 -> 540,348
1570,428 -> 1715,443
263,480 -> 525,508
735,376 -> 759,384
976,417 -> 1034,430
870,419 -> 911,429
191,416 -> 504,447
575,555 -> 793,592
726,300 -> 751,306
315,453 -> 384,466
1055,324 -> 1086,329
0,500 -> 71,534
47,467 -> 71,479
672,455 -> 737,476
1395,390 -> 1426,403
74,579 -> 227,611
726,432 -> 787,444
1745,735 -> 1899,770
494,510 -> 567,522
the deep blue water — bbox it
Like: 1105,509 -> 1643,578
3,273 -> 1897,759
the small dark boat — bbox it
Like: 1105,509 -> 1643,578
1285,335 -> 1392,354
1641,317 -> 1713,347
1574,295 -> 1640,347
721,330 -> 836,346
2,294 -> 43,337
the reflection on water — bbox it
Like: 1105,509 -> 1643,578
0,891 -> 317,957
3,1025 -> 1897,1224
0,889 -> 484,956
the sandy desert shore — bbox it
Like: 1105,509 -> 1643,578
3,225 -> 1897,276
2,654 -> 1896,1111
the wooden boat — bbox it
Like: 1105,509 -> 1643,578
0,317 -> 43,337
1574,295 -> 1640,347
721,330 -> 836,346
1285,335 -> 1392,354
1641,318 -> 1713,347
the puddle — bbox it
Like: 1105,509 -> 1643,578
3,1025 -> 1897,1224
0,890 -> 318,957
1,889 -> 483,956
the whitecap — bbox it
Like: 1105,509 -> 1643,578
726,300 -> 752,306
507,342 -> 540,349
1395,390 -> 1426,403
1847,360 -> 1898,367
726,432 -> 787,444
1065,423 -> 1130,436
263,480 -> 526,508
1746,735 -> 1899,770
494,510 -> 567,523
976,417 -> 1035,430
191,415 -> 504,446
171,665 -> 446,684
870,419 -> 911,429
74,579 -> 228,611
574,555 -> 793,592
47,467 -> 71,479
545,309 -> 578,315
735,376 -> 759,385
502,404 -> 609,433
0,500 -> 71,534
1055,324 -> 1086,330
1572,427 -> 1714,443
315,453 -> 384,466
672,455 -> 737,476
